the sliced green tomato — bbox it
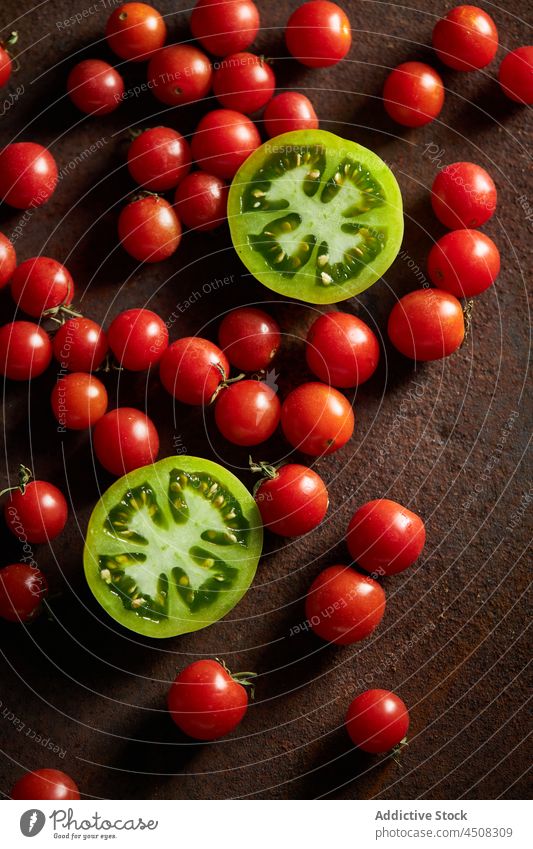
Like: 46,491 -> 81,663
228,130 -> 404,304
83,457 -> 263,638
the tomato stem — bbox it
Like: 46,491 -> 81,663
391,736 -> 409,767
462,298 -> 474,341
3,31 -> 18,48
216,657 -> 258,700
249,456 -> 283,495
0,463 -> 33,497
209,366 -> 245,404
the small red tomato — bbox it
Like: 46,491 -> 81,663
281,382 -> 354,456
0,33 -> 17,88
93,407 -> 160,476
383,62 -> 444,127
67,59 -> 124,115
160,337 -> 229,405
11,769 -> 80,800
0,564 -> 47,622
0,232 -> 17,288
5,480 -> 68,543
346,689 -> 409,753
285,1 -> 352,68
263,92 -> 319,137
253,462 -> 328,536
427,229 -> 500,297
118,195 -> 181,263
306,311 -> 379,387
191,0 -> 260,57
148,45 -> 212,106
499,46 -> 533,104
108,308 -> 168,371
218,306 -> 281,372
347,498 -> 426,576
432,5 -> 498,71
128,127 -> 191,192
10,257 -> 74,318
51,373 -> 108,430
191,109 -> 261,180
215,379 -> 281,446
52,317 -> 108,373
106,2 -> 167,62
388,289 -> 465,361
0,321 -> 52,380
174,171 -> 228,232
305,564 -> 386,645
0,142 -> 58,209
431,162 -> 497,229
213,53 -> 275,114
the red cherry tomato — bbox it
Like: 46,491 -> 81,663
431,161 -> 497,229
347,499 -> 426,576
0,35 -> 16,88
346,689 -> 409,753
0,232 -> 17,288
387,288 -> 465,361
0,321 -> 52,380
5,480 -> 68,543
191,0 -> 260,57
0,142 -> 58,209
174,172 -> 228,232
213,53 -> 275,114
305,564 -> 386,645
51,373 -> 108,430
253,462 -> 329,536
93,407 -> 160,476
118,195 -> 181,263
168,659 -> 253,741
11,769 -> 80,800
52,317 -> 108,372
281,382 -> 354,456
106,2 -> 166,62
148,45 -> 212,106
499,46 -> 533,104
160,337 -> 229,405
0,564 -> 47,622
383,62 -> 444,127
10,257 -> 74,318
306,311 -> 379,387
191,109 -> 261,180
67,59 -> 124,115
108,308 -> 168,371
427,229 -> 500,297
215,379 -> 281,446
263,92 -> 319,137
127,127 -> 191,192
218,306 -> 281,371
285,1 -> 352,68
432,5 -> 498,71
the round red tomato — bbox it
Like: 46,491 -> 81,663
0,33 -> 17,88
5,479 -> 68,543
0,232 -> 16,288
10,257 -> 74,318
305,564 -> 386,645
93,407 -> 159,476
388,289 -> 465,361
499,46 -> 533,104
213,53 -> 275,113
159,337 -> 229,405
67,59 -> 124,115
0,564 -> 47,622
0,321 -> 52,380
383,62 -> 444,127
215,379 -> 280,445
263,92 -> 319,137
106,2 -> 166,62
0,142 -> 58,209
431,162 -> 497,229
306,311 -> 379,387
174,172 -> 228,232
11,769 -> 80,800
281,382 -> 354,456
427,229 -> 500,297
127,127 -> 191,192
148,45 -> 212,106
432,5 -> 498,71
108,308 -> 168,371
191,0 -> 260,57
191,109 -> 261,180
253,461 -> 328,536
51,373 -> 108,430
347,498 -> 426,576
53,317 -> 108,372
285,1 -> 352,68
346,689 -> 409,753
118,195 -> 181,263
218,306 -> 281,372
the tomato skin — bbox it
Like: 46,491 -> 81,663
10,257 -> 74,318
218,306 -> 281,372
108,308 -> 168,371
51,373 -> 108,430
281,382 -> 354,456
0,564 -> 47,622
263,92 -> 319,138
347,499 -> 426,576
93,407 -> 159,476
191,109 -> 261,180
215,380 -> 281,446
67,59 -> 124,115
499,46 -> 533,104
174,172 -> 228,232
432,5 -> 498,71
128,127 -> 191,192
5,480 -> 68,544
0,45 -> 12,88
213,53 -> 275,114
191,0 -> 260,57
0,233 -> 16,288
305,565 -> 386,645
11,769 -> 80,800
118,196 -> 181,263
388,289 -> 465,361
106,2 -> 167,62
346,689 -> 409,753
254,463 -> 328,536
427,229 -> 500,297
285,1 -> 352,68
52,317 -> 108,373
148,45 -> 212,105
0,321 -> 52,380
431,162 -> 497,229
160,337 -> 229,405
306,312 -> 379,388
383,62 -> 444,127
168,659 -> 249,741
0,142 -> 58,209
